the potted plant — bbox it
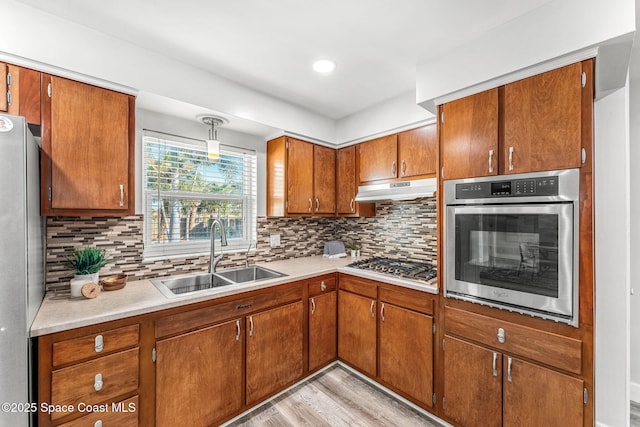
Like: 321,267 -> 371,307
66,247 -> 111,283
345,239 -> 361,257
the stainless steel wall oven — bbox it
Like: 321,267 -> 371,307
444,169 -> 579,326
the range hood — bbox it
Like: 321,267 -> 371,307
354,178 -> 437,202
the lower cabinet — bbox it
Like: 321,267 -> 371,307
309,290 -> 337,371
338,289 -> 377,376
155,319 -> 243,427
443,335 -> 584,427
246,301 -> 304,405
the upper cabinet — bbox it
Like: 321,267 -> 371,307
41,75 -> 135,216
358,124 -> 437,184
336,145 -> 374,217
440,60 -> 591,180
7,64 -> 41,125
266,136 -> 336,216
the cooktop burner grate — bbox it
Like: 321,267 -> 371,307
346,257 -> 437,283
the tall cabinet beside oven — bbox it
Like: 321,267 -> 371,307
436,59 -> 594,427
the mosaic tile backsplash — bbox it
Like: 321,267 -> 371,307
45,198 -> 437,291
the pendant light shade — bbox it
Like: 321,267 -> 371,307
197,115 -> 228,161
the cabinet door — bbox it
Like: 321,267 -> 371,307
7,64 -> 41,124
358,134 -> 397,183
441,88 -> 498,180
45,75 -> 131,212
337,290 -> 377,376
313,144 -> 336,214
503,356 -> 584,427
0,62 -> 7,112
337,146 -> 356,214
246,301 -> 304,405
397,124 -> 437,178
155,319 -> 243,427
309,291 -> 337,371
503,62 -> 582,174
379,303 -> 433,406
443,336 -> 502,427
286,138 -> 314,214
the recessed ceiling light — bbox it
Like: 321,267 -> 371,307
313,59 -> 336,74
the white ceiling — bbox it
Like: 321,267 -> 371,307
15,0 -> 558,125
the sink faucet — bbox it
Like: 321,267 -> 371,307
209,219 -> 228,273
245,241 -> 255,267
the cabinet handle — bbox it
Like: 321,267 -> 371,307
311,297 -> 316,315
235,319 -> 241,341
401,159 -> 406,177
315,197 -> 319,212
508,146 -> 515,171
488,150 -> 494,174
249,316 -> 254,337
308,198 -> 312,212
492,352 -> 498,377
94,373 -> 103,391
320,281 -> 326,291
392,161 -> 396,176
94,335 -> 104,353
119,184 -> 125,207
507,357 -> 513,382
370,300 -> 375,318
350,198 -> 354,212
94,421 -> 103,427
380,303 -> 385,321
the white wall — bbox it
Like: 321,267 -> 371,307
135,109 -> 267,216
630,77 -> 640,403
594,83 -> 631,426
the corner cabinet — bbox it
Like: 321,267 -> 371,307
336,145 -> 375,216
41,75 -> 135,216
440,60 -> 591,180
308,275 -> 337,371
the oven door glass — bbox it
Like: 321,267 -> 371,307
446,203 -> 574,318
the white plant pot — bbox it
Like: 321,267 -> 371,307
70,273 -> 99,298
350,250 -> 357,257
75,272 -> 99,283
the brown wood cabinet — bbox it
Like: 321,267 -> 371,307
41,74 -> 135,216
443,335 -> 584,427
338,289 -> 377,376
336,145 -> 375,216
378,302 -> 433,407
440,61 -> 590,180
0,62 -> 8,112
358,125 -> 437,184
267,136 -> 336,216
308,278 -> 338,371
6,64 -> 41,125
155,319 -> 243,427
246,301 -> 304,405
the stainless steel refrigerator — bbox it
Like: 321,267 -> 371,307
0,114 -> 44,427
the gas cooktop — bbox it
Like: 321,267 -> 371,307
345,257 -> 437,284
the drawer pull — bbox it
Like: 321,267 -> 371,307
95,421 -> 103,427
95,335 -> 104,353
492,352 -> 498,377
94,373 -> 103,391
507,357 -> 513,382
497,327 -> 505,344
320,281 -> 326,291
310,298 -> 316,315
236,303 -> 252,310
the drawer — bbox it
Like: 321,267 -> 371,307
155,283 -> 303,338
58,396 -> 138,427
51,348 -> 139,420
338,274 -> 377,299
309,275 -> 336,297
378,284 -> 434,315
53,325 -> 139,367
445,307 -> 582,374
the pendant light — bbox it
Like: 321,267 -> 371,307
197,115 -> 228,160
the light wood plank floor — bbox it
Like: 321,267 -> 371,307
226,365 -> 444,427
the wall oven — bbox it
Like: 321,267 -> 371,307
444,169 -> 579,326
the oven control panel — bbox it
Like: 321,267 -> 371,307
456,176 -> 559,199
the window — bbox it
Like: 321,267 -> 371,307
142,131 -> 257,258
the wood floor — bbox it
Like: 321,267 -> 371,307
632,401 -> 640,427
225,365 -> 444,427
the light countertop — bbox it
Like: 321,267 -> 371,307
30,255 -> 438,337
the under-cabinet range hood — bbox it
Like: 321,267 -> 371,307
354,178 -> 437,202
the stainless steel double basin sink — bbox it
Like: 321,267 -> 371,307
151,266 -> 286,298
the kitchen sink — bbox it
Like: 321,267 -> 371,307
151,272 -> 235,298
151,266 -> 287,298
215,265 -> 286,283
